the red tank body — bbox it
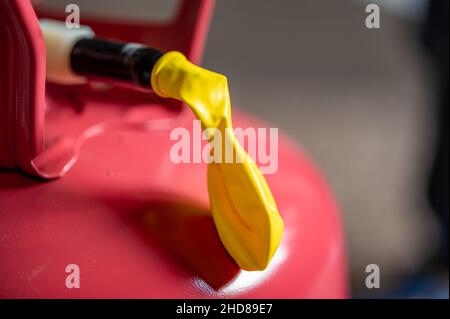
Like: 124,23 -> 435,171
0,0 -> 348,298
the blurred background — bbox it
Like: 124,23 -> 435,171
36,0 -> 448,298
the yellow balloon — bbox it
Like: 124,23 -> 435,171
151,51 -> 284,270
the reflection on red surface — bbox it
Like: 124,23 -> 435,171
130,199 -> 239,290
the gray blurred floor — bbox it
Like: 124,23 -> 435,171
38,0 -> 441,294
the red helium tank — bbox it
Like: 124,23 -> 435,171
0,0 -> 348,298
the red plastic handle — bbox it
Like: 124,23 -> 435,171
0,0 -> 214,177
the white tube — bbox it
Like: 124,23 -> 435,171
39,19 -> 95,84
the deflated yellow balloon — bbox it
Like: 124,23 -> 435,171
151,51 -> 284,270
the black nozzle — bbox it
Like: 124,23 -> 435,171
71,37 -> 163,88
